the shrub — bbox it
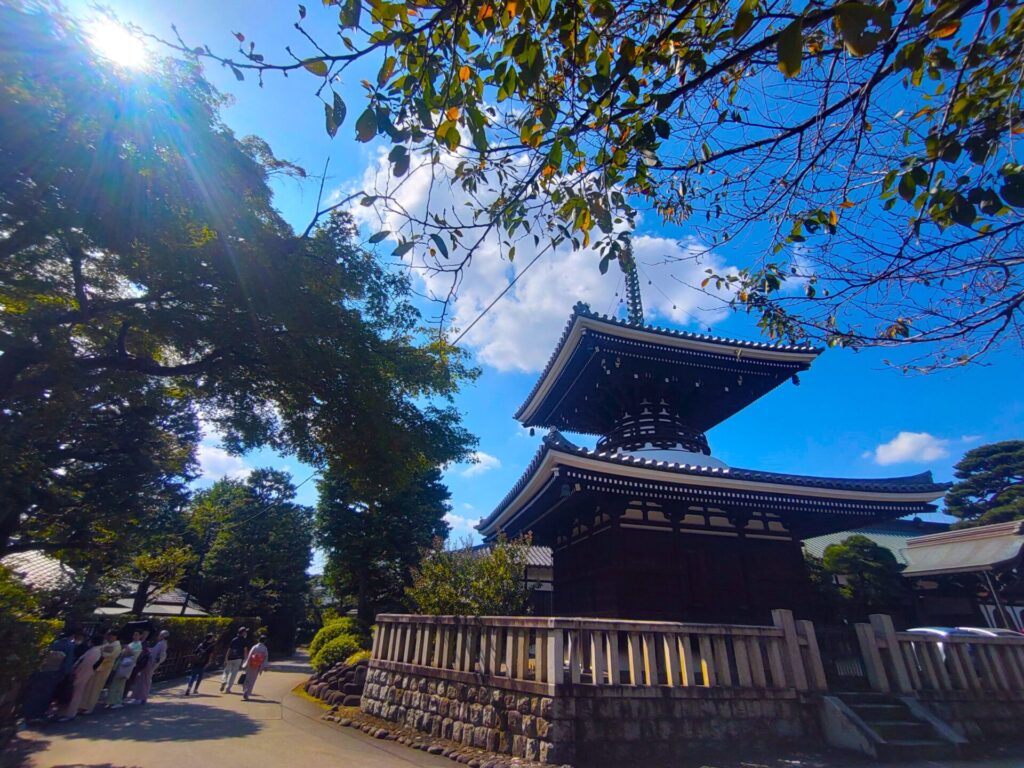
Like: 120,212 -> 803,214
312,633 -> 362,672
309,616 -> 365,657
408,533 -> 535,616
345,649 -> 372,666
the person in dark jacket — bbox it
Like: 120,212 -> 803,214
220,627 -> 248,693
20,629 -> 78,721
184,633 -> 217,696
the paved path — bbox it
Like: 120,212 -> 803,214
11,655 -> 1024,768
13,652 -> 450,768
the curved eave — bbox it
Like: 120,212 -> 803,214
478,436 -> 948,538
515,307 -> 822,425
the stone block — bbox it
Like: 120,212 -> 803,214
482,705 -> 497,728
522,714 -> 537,738
512,734 -> 526,757
507,710 -> 522,733
343,694 -> 361,707
524,737 -> 539,761
470,703 -> 483,725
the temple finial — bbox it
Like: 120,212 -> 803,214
619,236 -> 644,325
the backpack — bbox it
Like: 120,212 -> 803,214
247,648 -> 267,669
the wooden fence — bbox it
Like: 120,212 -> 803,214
855,614 -> 1024,696
371,609 -> 826,694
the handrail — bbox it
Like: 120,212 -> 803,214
856,614 -> 1024,696
369,609 -> 826,694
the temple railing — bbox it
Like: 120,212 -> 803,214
370,609 -> 827,695
855,614 -> 1024,697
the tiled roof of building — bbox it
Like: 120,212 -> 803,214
803,519 -> 952,565
515,302 -> 821,422
478,430 -> 950,535
1,550 -> 76,591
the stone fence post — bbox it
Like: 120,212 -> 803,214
771,609 -> 827,691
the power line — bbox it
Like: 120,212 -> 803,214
451,242 -> 554,346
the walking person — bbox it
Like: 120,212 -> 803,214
58,635 -> 102,722
79,629 -> 120,715
106,630 -> 144,709
123,629 -> 149,698
240,635 -> 269,701
184,633 -> 216,696
130,629 -> 169,705
220,626 -> 248,694
20,629 -> 77,722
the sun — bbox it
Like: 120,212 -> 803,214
86,19 -> 148,69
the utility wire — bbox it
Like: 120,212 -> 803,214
451,241 -> 554,346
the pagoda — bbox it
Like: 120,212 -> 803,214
477,281 -> 948,624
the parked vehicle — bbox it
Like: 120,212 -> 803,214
954,626 -> 1024,638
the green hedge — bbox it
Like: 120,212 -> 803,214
0,565 -> 61,748
312,633 -> 363,672
345,649 -> 372,666
309,617 -> 366,657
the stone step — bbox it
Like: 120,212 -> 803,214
876,739 -> 958,762
836,691 -> 894,705
869,720 -> 935,741
848,703 -> 909,721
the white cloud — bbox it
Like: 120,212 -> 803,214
348,149 -> 737,373
866,432 -> 951,466
460,451 -> 501,478
444,512 -> 480,535
196,444 -> 252,480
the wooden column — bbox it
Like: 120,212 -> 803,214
771,609 -> 808,691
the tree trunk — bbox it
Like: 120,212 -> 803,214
357,575 -> 372,626
131,577 -> 151,617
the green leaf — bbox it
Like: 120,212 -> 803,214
429,234 -> 449,258
392,241 -> 416,258
339,0 -> 361,28
302,59 -> 329,76
355,108 -> 377,142
389,144 -> 410,177
777,19 -> 803,78
378,56 -> 396,86
898,172 -> 916,202
332,92 -> 347,128
324,102 -> 339,138
368,230 -> 391,243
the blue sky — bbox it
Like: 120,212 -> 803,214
67,2 -> 1024,554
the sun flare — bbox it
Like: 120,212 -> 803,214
86,19 -> 148,69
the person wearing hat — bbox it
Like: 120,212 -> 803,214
130,629 -> 169,705
220,626 -> 249,694
184,633 -> 217,696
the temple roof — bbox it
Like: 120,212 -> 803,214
477,430 -> 949,539
515,303 -> 822,434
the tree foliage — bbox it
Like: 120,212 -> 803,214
821,534 -> 909,612
407,534 -> 534,616
316,468 -> 451,624
0,5 -> 475,560
187,470 -> 313,651
945,440 -> 1024,527
162,0 -> 1024,368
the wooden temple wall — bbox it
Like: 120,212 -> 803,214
552,521 -> 811,624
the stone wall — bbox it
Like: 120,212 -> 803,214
361,665 -> 575,764
361,662 -> 819,767
573,686 -> 816,767
918,693 -> 1024,741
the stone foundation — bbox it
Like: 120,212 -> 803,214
361,662 -> 818,767
571,686 -> 817,767
918,692 -> 1024,741
361,665 -> 574,765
